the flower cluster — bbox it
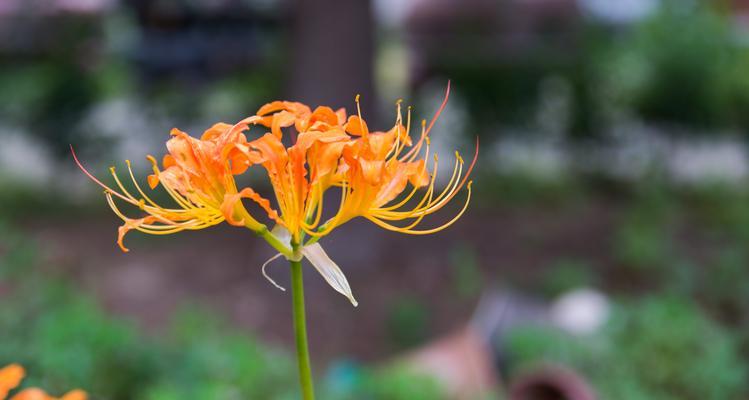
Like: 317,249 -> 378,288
75,86 -> 476,305
0,364 -> 86,400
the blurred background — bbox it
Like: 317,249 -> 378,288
2,0 -> 749,398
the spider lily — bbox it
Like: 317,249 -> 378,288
234,83 -> 477,306
0,364 -> 86,400
74,85 -> 475,307
316,88 -> 477,238
72,119 -> 290,256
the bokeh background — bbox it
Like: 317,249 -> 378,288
2,0 -> 749,399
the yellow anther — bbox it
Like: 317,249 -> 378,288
146,155 -> 158,165
434,154 -> 438,162
138,199 -> 146,210
425,137 -> 431,145
421,119 -> 427,127
125,160 -> 131,166
109,166 -> 116,173
396,99 -> 403,105
355,94 -> 361,103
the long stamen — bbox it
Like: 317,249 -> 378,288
126,160 -> 162,209
355,94 -> 367,138
109,165 -> 141,202
377,151 -> 458,218
71,146 -> 140,206
399,120 -> 427,162
376,154 -> 439,214
306,179 -> 348,238
366,181 -> 472,235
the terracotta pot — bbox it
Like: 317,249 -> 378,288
509,364 -> 596,400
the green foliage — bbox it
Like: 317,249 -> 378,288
540,258 -> 596,298
358,365 -> 446,400
686,184 -> 749,244
0,226 -> 446,399
613,180 -> 675,273
386,297 -> 430,350
325,362 -> 446,400
602,1 -> 749,131
474,171 -> 585,207
449,243 -> 483,299
0,180 -> 87,221
506,296 -> 748,400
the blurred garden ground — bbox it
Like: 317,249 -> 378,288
2,0 -> 749,399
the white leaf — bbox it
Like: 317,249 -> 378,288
301,243 -> 358,307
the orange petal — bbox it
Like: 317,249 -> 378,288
0,364 -> 25,399
221,188 -> 283,227
335,108 -> 347,125
359,159 -> 384,185
162,154 -> 176,169
200,122 -> 232,140
310,141 -> 348,183
60,390 -> 87,400
271,111 -> 296,139
309,106 -> 340,127
9,388 -> 52,400
257,101 -> 287,116
367,131 -> 398,159
165,132 -> 201,175
345,115 -> 369,137
375,166 -> 410,206
248,133 -> 288,166
407,159 -> 430,187
147,174 -> 159,190
117,216 -> 158,252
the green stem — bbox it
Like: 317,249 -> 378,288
290,257 -> 315,400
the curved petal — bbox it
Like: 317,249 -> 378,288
117,216 -> 159,252
221,188 -> 282,227
344,115 -> 369,137
10,387 -> 53,400
200,122 -> 233,140
60,390 -> 88,400
0,364 -> 24,399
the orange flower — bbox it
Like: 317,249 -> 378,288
240,102 -> 352,242
73,118 -> 291,256
75,84 -> 476,306
315,87 -> 476,238
0,364 -> 86,400
233,84 -> 476,305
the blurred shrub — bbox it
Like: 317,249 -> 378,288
386,297 -> 430,351
0,225 -> 445,399
474,171 -> 586,207
602,1 -> 749,131
540,258 -> 596,299
612,179 -> 675,275
429,0 -> 749,142
506,296 -> 748,400
326,363 -> 446,400
686,184 -> 749,244
702,247 -> 749,321
449,243 -> 483,299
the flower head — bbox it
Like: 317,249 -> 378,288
73,118 -> 282,253
75,84 -> 476,305
0,364 -> 86,400
238,84 -> 476,240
